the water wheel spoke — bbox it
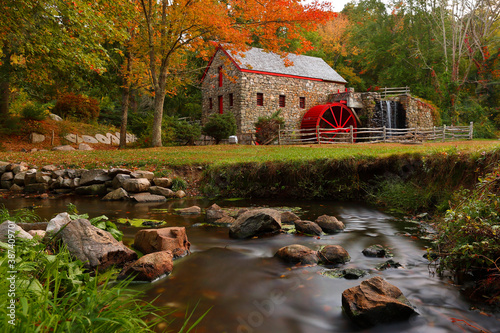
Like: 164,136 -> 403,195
341,114 -> 353,128
320,117 -> 337,129
329,107 -> 340,127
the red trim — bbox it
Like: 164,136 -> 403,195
218,95 -> 223,114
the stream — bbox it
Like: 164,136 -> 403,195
1,196 -> 499,333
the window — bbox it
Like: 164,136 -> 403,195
279,95 -> 286,107
218,95 -> 223,114
299,97 -> 305,109
209,98 -> 213,110
229,93 -> 234,107
257,93 -> 264,106
218,66 -> 223,87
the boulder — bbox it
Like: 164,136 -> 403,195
0,161 -> 10,173
75,184 -> 107,196
175,190 -> 186,198
108,168 -> 131,178
134,227 -> 191,258
78,143 -> 93,151
11,163 -> 28,174
112,173 -> 131,189
52,145 -> 75,151
122,178 -> 150,193
131,170 -> 155,180
229,208 -> 282,239
42,165 -> 59,172
321,268 -> 368,280
153,177 -> 172,188
13,171 -> 27,185
294,220 -> 323,236
59,219 -> 137,269
130,193 -> 166,203
315,215 -> 345,233
178,206 -> 201,215
213,216 -> 235,225
49,113 -> 63,121
24,183 -> 48,193
342,276 -> 418,328
1,172 -> 14,181
80,169 -> 111,186
281,211 -> 300,224
0,221 -> 33,241
9,184 -> 24,192
35,171 -> 51,184
274,244 -> 319,265
102,188 -> 129,201
28,230 -> 46,238
118,251 -> 174,282
23,170 -> 37,186
318,245 -> 350,264
362,244 -> 390,258
205,203 -> 225,222
44,213 -> 71,240
30,132 -> 45,143
1,180 -> 12,190
149,186 -> 175,198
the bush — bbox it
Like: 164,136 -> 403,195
254,110 -> 285,145
202,112 -> 237,144
171,177 -> 188,191
173,120 -> 201,145
53,92 -> 100,122
21,102 -> 49,121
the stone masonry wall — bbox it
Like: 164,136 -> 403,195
202,49 -> 345,142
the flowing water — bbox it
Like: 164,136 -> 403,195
2,196 -> 499,333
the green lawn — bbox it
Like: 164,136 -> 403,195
0,140 -> 498,171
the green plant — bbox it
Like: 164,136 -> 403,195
254,110 -> 285,145
20,102 -> 50,121
52,92 -> 100,122
202,112 -> 236,144
173,120 -> 201,145
171,177 -> 188,192
0,117 -> 21,135
66,203 -> 123,241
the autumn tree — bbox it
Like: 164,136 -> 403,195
134,0 -> 332,147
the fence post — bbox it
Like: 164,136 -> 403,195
433,126 -> 436,141
278,124 -> 281,145
349,125 -> 354,144
51,130 -> 54,146
469,122 -> 473,140
316,125 -> 320,144
442,125 -> 446,142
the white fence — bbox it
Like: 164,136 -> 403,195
277,123 -> 474,145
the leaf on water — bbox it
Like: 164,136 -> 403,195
116,218 -> 166,228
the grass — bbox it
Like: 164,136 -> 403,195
0,140 -> 498,170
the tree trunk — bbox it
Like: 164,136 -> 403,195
151,88 -> 166,147
0,46 -> 12,117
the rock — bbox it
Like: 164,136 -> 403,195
30,132 -> 45,143
175,190 -> 186,198
49,113 -> 63,121
95,134 -> 110,144
315,215 -> 345,233
9,184 -> 24,192
122,178 -> 150,193
1,180 -> 12,190
153,177 -> 172,188
213,216 -> 235,225
28,230 -> 46,238
178,206 -> 201,215
318,245 -> 350,264
118,251 -> 174,282
205,203 -> 225,222
42,165 -> 58,172
59,219 -> 137,269
13,171 -> 27,185
130,193 -> 166,203
274,244 -> 319,265
52,145 -> 75,151
17,222 -> 48,232
236,208 -> 249,217
362,244 -> 390,258
35,171 -> 51,184
108,168 -> 131,178
149,186 -> 175,198
0,221 -> 33,241
81,135 -> 99,143
229,208 -> 282,239
80,169 -> 111,186
75,184 -> 107,196
294,220 -> 323,236
376,259 -> 402,271
24,183 -> 48,193
24,170 -> 37,186
131,170 -> 155,180
44,213 -> 71,239
11,163 -> 28,174
281,211 -> 300,224
0,161 -> 10,173
342,276 -> 418,328
1,172 -> 14,181
134,227 -> 191,258
78,143 -> 93,150
112,173 -> 131,189
321,268 -> 368,279
102,188 -> 129,201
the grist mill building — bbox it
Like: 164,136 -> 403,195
201,45 -> 347,143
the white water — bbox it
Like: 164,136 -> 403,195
386,100 -> 392,129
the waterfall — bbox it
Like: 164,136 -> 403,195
385,100 -> 392,129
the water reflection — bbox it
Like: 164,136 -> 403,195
1,196 -> 499,332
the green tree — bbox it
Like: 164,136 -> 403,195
202,112 -> 237,144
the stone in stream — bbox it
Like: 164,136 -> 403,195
362,244 -> 391,258
315,214 -> 345,233
229,208 -> 282,239
149,186 -> 175,198
118,251 -> 173,282
134,227 -> 191,258
294,220 -> 323,236
122,178 -> 151,193
274,244 -> 319,265
130,193 -> 166,203
102,188 -> 129,201
205,203 -> 226,222
342,276 -> 418,328
281,211 -> 300,224
318,245 -> 350,264
178,206 -> 201,215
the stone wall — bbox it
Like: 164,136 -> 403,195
202,49 -> 345,143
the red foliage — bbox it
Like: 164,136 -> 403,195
53,92 -> 100,122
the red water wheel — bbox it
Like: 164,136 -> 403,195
300,103 -> 357,143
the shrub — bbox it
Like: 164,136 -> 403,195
202,112 -> 237,144
254,110 -> 285,145
173,120 -> 201,145
21,102 -> 49,121
171,177 -> 188,191
53,92 -> 100,122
